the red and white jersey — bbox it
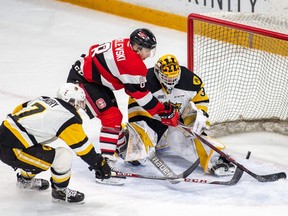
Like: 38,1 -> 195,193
79,38 -> 164,116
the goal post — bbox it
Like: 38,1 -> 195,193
187,13 -> 288,136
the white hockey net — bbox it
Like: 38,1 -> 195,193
187,13 -> 288,137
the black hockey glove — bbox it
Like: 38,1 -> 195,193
88,154 -> 111,179
158,101 -> 179,127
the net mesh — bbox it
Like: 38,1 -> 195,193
188,13 -> 288,136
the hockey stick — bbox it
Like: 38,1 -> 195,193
184,166 -> 243,185
186,152 -> 248,185
112,170 -> 182,180
112,149 -> 245,185
183,151 -> 254,185
112,165 -> 243,185
178,123 -> 287,182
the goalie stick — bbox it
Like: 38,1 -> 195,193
178,123 -> 287,183
112,156 -> 199,181
147,151 -> 199,184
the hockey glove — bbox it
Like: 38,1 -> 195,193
158,102 -> 179,127
193,109 -> 210,134
89,154 -> 111,179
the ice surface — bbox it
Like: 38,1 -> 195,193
0,1 -> 287,215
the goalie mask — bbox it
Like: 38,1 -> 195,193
154,54 -> 181,92
57,83 -> 86,110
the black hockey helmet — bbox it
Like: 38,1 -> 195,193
130,28 -> 157,49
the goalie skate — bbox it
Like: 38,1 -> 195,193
211,156 -> 236,176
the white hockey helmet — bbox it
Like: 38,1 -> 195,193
154,54 -> 181,92
57,83 -> 86,110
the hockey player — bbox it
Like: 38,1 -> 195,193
0,83 -> 111,204
119,54 -> 236,176
66,28 -> 173,185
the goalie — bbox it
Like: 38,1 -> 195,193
118,54 -> 236,176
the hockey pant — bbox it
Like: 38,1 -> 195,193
0,143 -> 73,188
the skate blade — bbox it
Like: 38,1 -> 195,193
52,198 -> 85,205
95,176 -> 125,186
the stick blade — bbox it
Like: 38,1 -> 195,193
211,166 -> 244,186
181,158 -> 200,178
252,172 -> 287,182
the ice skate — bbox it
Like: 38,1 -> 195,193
16,173 -> 49,190
211,156 -> 236,176
52,186 -> 85,204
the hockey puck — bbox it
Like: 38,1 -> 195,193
246,151 -> 251,160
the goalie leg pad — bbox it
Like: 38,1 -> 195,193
166,127 -> 199,163
122,122 -> 157,164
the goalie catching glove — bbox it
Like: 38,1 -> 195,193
158,101 -> 179,127
193,108 -> 210,134
88,154 -> 111,179
181,101 -> 210,134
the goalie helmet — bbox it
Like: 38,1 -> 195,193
57,83 -> 86,110
154,54 -> 181,92
130,28 -> 157,50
